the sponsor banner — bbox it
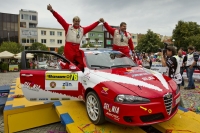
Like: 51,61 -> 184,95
151,62 -> 200,79
150,62 -> 168,74
45,81 -> 78,90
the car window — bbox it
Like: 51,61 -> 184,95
85,51 -> 136,68
22,52 -> 67,70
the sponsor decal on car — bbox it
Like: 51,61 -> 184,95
82,79 -> 87,85
101,87 -> 109,95
140,106 -> 152,114
142,76 -> 155,81
23,82 -> 40,91
62,82 -> 72,89
104,103 -> 119,114
132,73 -> 149,77
62,98 -> 70,100
30,98 -> 37,101
46,73 -> 78,81
50,82 -> 56,88
51,98 -> 59,100
106,112 -> 120,121
39,98 -> 48,100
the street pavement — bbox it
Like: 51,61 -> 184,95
0,72 -> 66,133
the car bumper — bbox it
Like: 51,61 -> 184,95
103,93 -> 180,126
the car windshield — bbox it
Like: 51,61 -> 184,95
85,51 -> 136,69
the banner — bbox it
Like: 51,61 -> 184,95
9,65 -> 19,72
150,62 -> 200,79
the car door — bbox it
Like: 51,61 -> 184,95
20,50 -> 84,102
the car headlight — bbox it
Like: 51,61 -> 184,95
176,85 -> 180,95
115,94 -> 150,104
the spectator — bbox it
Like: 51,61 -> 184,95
183,46 -> 199,90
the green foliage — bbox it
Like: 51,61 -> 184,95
28,42 -> 48,51
135,29 -> 162,53
81,43 -> 95,48
172,20 -> 200,50
0,41 -> 23,54
1,62 -> 9,71
58,46 -> 64,55
28,42 -> 48,57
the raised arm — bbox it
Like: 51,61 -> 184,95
83,21 -> 100,35
103,22 -> 115,36
47,4 -> 69,31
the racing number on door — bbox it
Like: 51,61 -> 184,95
70,73 -> 78,81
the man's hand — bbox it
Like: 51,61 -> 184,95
47,4 -> 53,11
99,18 -> 104,23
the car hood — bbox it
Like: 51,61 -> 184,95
91,67 -> 172,98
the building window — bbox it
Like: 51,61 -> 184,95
98,34 -> 102,37
106,40 -> 111,45
50,39 -> 55,44
30,39 -> 34,43
22,38 -> 26,43
134,42 -> 137,45
57,32 -> 62,36
3,22 -> 7,30
32,15 -> 37,21
106,32 -> 109,38
41,30 -> 46,35
29,23 -> 36,28
90,33 -> 95,36
57,40 -> 62,44
21,14 -> 29,20
50,31 -> 55,36
14,23 -> 18,31
41,39 -> 46,43
132,36 -> 135,39
50,48 -> 55,51
27,39 -> 29,43
10,23 -> 15,31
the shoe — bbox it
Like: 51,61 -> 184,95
191,86 -> 195,89
184,87 -> 192,90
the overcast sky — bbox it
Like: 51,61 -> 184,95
1,0 -> 200,36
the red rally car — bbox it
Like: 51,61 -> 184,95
20,48 -> 180,126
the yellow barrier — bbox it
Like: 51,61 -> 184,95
3,78 -> 60,133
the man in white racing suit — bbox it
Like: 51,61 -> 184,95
161,46 -> 182,88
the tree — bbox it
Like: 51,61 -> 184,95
135,29 -> 162,53
28,42 -> 48,58
0,41 -> 23,54
186,35 -> 200,51
28,42 -> 48,51
172,20 -> 200,50
81,43 -> 95,48
57,46 -> 64,55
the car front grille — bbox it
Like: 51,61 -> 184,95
163,93 -> 173,115
140,113 -> 164,122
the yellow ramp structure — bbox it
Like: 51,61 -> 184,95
3,78 -> 60,133
54,101 -> 146,133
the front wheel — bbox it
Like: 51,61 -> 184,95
86,91 -> 105,125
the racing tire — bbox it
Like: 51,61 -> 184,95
86,91 -> 105,125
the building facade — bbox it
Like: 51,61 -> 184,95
87,31 -> 104,48
103,25 -> 119,48
0,12 -> 19,45
131,33 -> 138,47
19,9 -> 38,49
37,27 -> 65,52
